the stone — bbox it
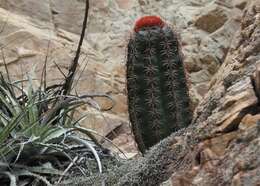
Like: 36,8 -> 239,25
239,114 -> 260,130
86,1 -> 260,185
190,69 -> 211,84
194,4 -> 229,33
184,55 -> 203,73
79,110 -> 127,141
0,0 -> 249,155
213,78 -> 258,132
199,54 -> 220,75
232,0 -> 248,10
115,0 -> 135,9
195,83 -> 209,97
158,2 -> 260,185
0,0 -> 52,25
1,0 -> 260,185
201,131 -> 238,156
231,168 -> 260,186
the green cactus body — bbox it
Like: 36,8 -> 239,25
127,16 -> 192,153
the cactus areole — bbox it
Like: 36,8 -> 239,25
127,16 -> 192,153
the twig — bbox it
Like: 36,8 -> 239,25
62,0 -> 90,95
71,54 -> 89,91
57,156 -> 79,183
40,40 -> 51,91
68,136 -> 103,174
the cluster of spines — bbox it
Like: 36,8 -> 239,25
127,16 -> 191,153
144,30 -> 162,140
159,28 -> 191,129
127,38 -> 146,151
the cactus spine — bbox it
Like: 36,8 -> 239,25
127,16 -> 192,153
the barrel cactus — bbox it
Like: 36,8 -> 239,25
127,16 -> 192,153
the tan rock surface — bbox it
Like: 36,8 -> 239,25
239,114 -> 260,130
0,0 -> 248,154
194,3 -> 229,33
55,0 -> 260,185
159,1 -> 260,185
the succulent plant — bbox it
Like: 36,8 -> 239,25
127,16 -> 192,153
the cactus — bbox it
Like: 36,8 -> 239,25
127,16 -> 192,153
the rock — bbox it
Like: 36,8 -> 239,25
199,54 -> 219,74
1,0 -> 260,185
232,0 -> 248,10
111,133 -> 138,154
195,83 -> 209,97
79,110 -> 127,141
59,1 -> 260,184
160,1 -> 260,185
194,4 -> 229,33
199,131 -> 238,157
102,122 -> 139,155
0,0 -> 52,25
115,0 -> 135,9
214,78 -> 258,132
239,114 -> 260,130
0,0 -> 248,154
184,55 -> 203,73
231,168 -> 260,186
190,69 -> 211,83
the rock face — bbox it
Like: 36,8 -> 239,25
59,1 -> 260,184
160,1 -> 260,185
2,0 -> 259,185
82,1 -> 258,185
0,0 -> 248,155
